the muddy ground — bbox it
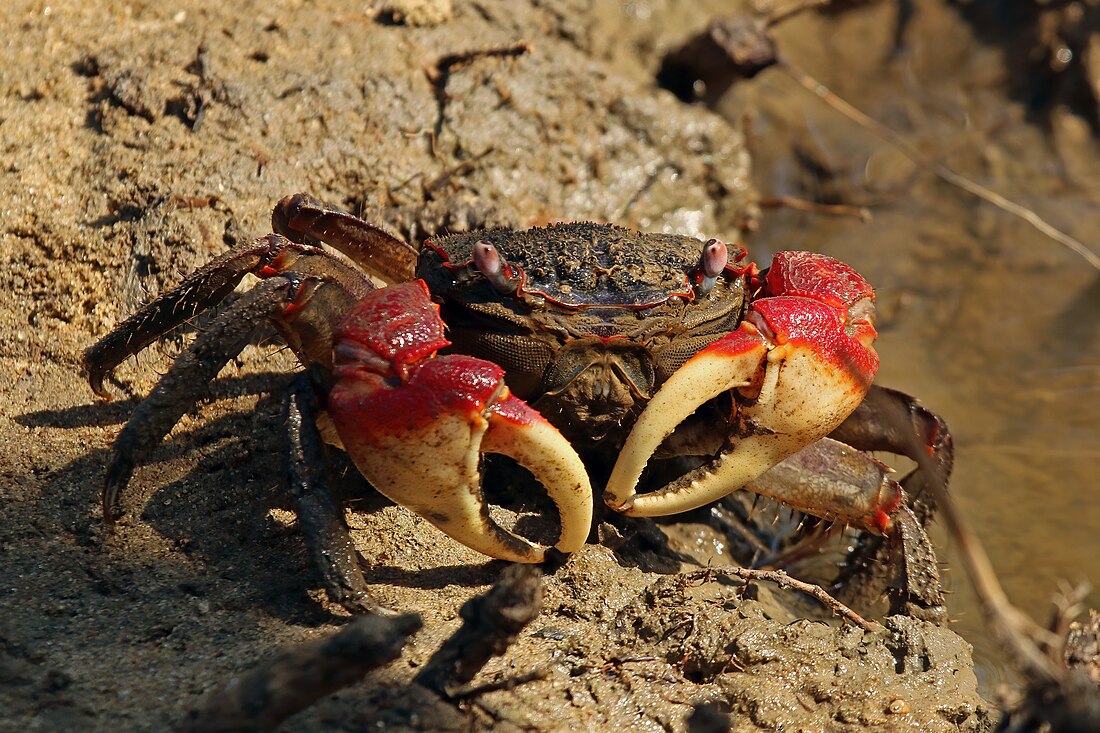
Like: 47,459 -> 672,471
10,0 -> 1097,730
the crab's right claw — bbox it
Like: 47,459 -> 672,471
605,251 -> 880,518
603,325 -> 775,515
327,281 -> 592,563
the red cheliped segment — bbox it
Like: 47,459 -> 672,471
870,487 -> 905,534
330,279 -> 541,439
766,251 -> 874,308
334,280 -> 449,377
753,296 -> 880,387
690,295 -> 879,388
330,353 -> 506,441
491,392 -> 540,427
694,325 -> 766,358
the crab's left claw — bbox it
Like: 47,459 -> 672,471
605,251 -> 880,517
327,281 -> 592,563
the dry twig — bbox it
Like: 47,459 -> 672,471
780,61 -> 1100,273
683,566 -> 883,632
178,612 -> 422,733
414,564 -> 544,696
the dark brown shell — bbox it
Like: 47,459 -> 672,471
421,222 -> 703,308
415,222 -> 748,447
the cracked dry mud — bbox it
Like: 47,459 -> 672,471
1,1 -> 990,730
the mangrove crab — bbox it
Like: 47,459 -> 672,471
83,194 -> 949,614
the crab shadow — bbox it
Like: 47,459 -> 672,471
23,372 -> 543,623
20,372 -> 285,429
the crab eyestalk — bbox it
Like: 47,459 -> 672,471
326,280 -> 592,562
695,238 -> 729,296
605,251 -> 882,526
472,240 -> 521,294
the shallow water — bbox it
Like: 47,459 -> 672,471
713,1 -> 1100,689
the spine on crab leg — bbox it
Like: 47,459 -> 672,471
327,281 -> 593,563
605,251 -> 881,521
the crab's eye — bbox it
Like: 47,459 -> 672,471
695,238 -> 728,296
473,241 -> 520,294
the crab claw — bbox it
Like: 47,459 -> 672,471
605,251 -> 880,517
327,280 -> 592,562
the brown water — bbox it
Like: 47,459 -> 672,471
714,1 -> 1100,689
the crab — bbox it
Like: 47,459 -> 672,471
84,194 -> 949,615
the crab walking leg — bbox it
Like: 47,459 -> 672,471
327,281 -> 592,563
747,438 -> 904,535
101,278 -> 298,520
284,374 -> 381,614
741,438 -> 948,622
83,233 -> 373,398
606,251 -> 880,519
83,236 -> 284,398
272,193 -> 418,284
829,384 -> 953,523
826,385 -> 952,616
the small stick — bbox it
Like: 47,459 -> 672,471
426,42 -> 531,145
781,59 -> 1100,272
427,43 -> 532,84
683,566 -> 883,632
764,0 -> 832,28
414,565 -> 543,696
178,612 -> 422,732
758,195 -> 870,222
447,669 -> 548,700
